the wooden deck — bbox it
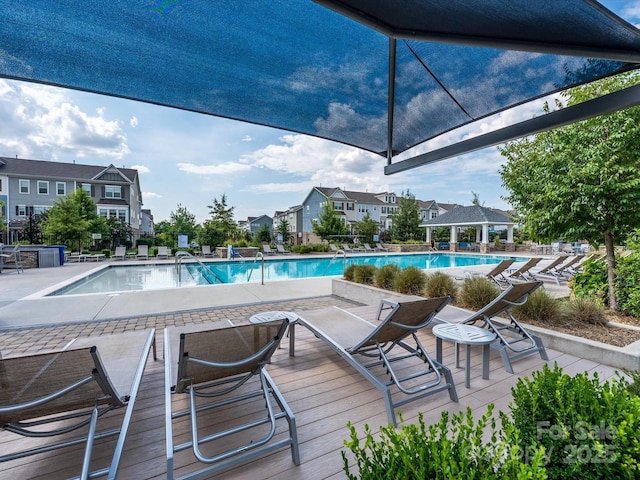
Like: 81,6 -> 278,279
0,302 -> 620,480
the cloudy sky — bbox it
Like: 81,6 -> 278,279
1,0 -> 638,224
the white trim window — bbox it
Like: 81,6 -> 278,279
56,182 -> 66,196
37,180 -> 49,195
19,179 -> 29,194
17,205 -> 27,216
34,206 -> 49,215
105,185 -> 122,199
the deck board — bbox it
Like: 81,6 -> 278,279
0,296 -> 623,480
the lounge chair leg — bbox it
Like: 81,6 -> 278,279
441,365 -> 458,402
499,347 -> 515,374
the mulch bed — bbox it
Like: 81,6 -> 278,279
525,311 -> 640,348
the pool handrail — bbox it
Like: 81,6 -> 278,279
322,249 -> 346,277
175,251 -> 224,284
247,251 -> 265,284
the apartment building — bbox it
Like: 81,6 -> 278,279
0,157 -> 144,244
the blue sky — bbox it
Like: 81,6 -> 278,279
1,0 -> 638,224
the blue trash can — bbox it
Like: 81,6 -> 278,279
46,245 -> 66,266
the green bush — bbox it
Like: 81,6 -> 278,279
353,265 -> 377,285
614,251 -> 640,318
510,363 -> 640,479
374,264 -> 400,290
291,244 -> 329,254
511,288 -> 561,323
342,405 -> 547,480
457,277 -> 499,310
343,264 -> 357,282
561,295 -> 607,327
570,256 -> 608,304
424,271 -> 458,299
392,266 -> 426,295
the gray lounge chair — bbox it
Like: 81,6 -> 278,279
435,281 -> 547,373
534,255 -> 584,285
0,329 -> 156,480
465,259 -> 514,287
262,244 -> 276,255
376,243 -> 389,252
293,297 -> 458,426
135,244 -> 149,260
0,244 -> 23,273
276,244 -> 291,255
157,246 -> 171,259
164,318 -> 299,479
200,245 -> 214,257
112,246 -> 127,261
507,257 -> 542,282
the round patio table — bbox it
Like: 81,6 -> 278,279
432,323 -> 497,388
249,311 -> 298,356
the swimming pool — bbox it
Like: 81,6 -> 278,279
48,253 -> 522,296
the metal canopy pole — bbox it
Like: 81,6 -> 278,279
387,37 -> 396,165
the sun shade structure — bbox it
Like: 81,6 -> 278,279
1,1 -> 640,173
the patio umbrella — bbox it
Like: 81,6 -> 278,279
1,1 -> 639,173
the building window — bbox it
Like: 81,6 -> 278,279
82,184 -> 92,195
34,206 -> 48,215
99,207 -> 127,221
56,182 -> 66,195
17,205 -> 26,216
37,180 -> 49,195
431,211 -> 438,219
347,202 -> 354,211
19,179 -> 29,194
105,185 -> 122,198
333,202 -> 344,211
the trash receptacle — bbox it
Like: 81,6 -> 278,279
46,245 -> 66,266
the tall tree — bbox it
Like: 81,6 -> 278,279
499,72 -> 640,310
390,191 -> 422,242
354,212 -> 379,244
207,194 -> 238,240
168,204 -> 198,247
42,188 -> 100,250
312,202 -> 348,241
276,218 -> 291,243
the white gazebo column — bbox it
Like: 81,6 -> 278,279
425,228 -> 432,243
505,225 -> 515,252
480,224 -> 490,254
449,226 -> 457,252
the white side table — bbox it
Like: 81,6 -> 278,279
432,323 -> 497,388
249,311 -> 298,356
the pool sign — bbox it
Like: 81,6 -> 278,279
178,235 -> 188,248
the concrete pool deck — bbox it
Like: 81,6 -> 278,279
0,253 -> 567,329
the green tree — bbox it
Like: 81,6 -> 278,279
42,189 -> 101,250
390,191 -> 422,242
312,202 -> 348,241
107,217 -> 132,249
354,212 -> 379,244
168,204 -> 198,248
255,223 -> 272,244
207,194 -> 238,240
276,218 -> 291,243
499,72 -> 640,310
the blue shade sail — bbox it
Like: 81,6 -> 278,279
1,1 -> 639,171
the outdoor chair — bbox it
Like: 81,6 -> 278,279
164,318 -> 300,479
342,243 -> 361,253
0,329 -> 156,480
465,259 -> 514,287
363,243 -> 376,252
0,245 -> 23,273
293,297 -> 458,426
112,246 -> 127,260
136,244 -> 149,260
533,255 -> 584,285
507,257 -> 542,282
262,244 -> 276,255
200,245 -> 214,257
157,246 -> 171,259
434,281 -> 547,373
276,244 -> 291,255
376,242 -> 388,252
329,243 -> 340,253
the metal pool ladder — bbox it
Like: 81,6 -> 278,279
174,251 -> 224,284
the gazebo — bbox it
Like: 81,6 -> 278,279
420,206 -> 517,254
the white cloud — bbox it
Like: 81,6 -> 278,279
242,135 -> 252,142
176,162 -> 251,175
130,116 -> 138,127
0,80 -> 130,160
130,164 -> 150,174
143,191 -> 163,199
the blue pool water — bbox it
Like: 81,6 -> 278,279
48,253 -> 521,296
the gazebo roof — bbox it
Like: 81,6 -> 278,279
420,205 -> 515,227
